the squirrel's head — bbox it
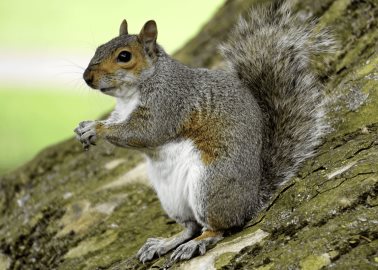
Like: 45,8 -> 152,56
83,20 -> 158,97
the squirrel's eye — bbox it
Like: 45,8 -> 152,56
117,51 -> 132,63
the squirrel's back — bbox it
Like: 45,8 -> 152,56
220,0 -> 334,204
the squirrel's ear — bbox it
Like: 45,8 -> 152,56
138,20 -> 158,57
119,19 -> 128,36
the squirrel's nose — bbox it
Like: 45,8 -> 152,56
83,68 -> 94,87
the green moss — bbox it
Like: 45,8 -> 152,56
64,230 -> 118,259
317,0 -> 351,30
356,55 -> 378,77
214,252 -> 237,269
299,254 -> 331,270
0,253 -> 10,270
334,80 -> 378,137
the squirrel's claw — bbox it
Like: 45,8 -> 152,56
170,239 -> 206,262
136,238 -> 169,263
74,121 -> 98,150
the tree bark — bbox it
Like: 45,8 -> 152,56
0,0 -> 377,269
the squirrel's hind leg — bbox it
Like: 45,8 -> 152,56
136,221 -> 201,263
170,230 -> 224,262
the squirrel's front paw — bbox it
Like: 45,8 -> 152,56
74,121 -> 98,150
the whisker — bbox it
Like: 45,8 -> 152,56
55,71 -> 84,75
60,59 -> 86,70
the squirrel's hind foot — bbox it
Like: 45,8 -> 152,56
137,237 -> 172,263
137,221 -> 201,263
169,230 -> 223,262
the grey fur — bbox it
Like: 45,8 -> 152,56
219,0 -> 333,203
75,0 -> 332,262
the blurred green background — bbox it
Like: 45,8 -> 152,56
0,0 -> 224,175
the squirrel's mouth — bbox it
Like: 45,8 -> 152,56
100,87 -> 116,92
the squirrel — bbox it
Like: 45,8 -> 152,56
74,0 -> 333,263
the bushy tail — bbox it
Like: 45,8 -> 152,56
220,1 -> 334,203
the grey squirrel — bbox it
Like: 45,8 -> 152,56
74,0 -> 333,263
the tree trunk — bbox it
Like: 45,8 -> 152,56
0,0 -> 377,269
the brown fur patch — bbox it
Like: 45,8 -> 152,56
180,111 -> 228,165
90,41 -> 150,87
113,43 -> 150,76
104,106 -> 150,148
95,122 -> 105,135
128,106 -> 150,126
125,106 -> 151,147
96,106 -> 150,148
195,230 -> 223,241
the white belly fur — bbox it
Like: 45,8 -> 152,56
146,140 -> 204,222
